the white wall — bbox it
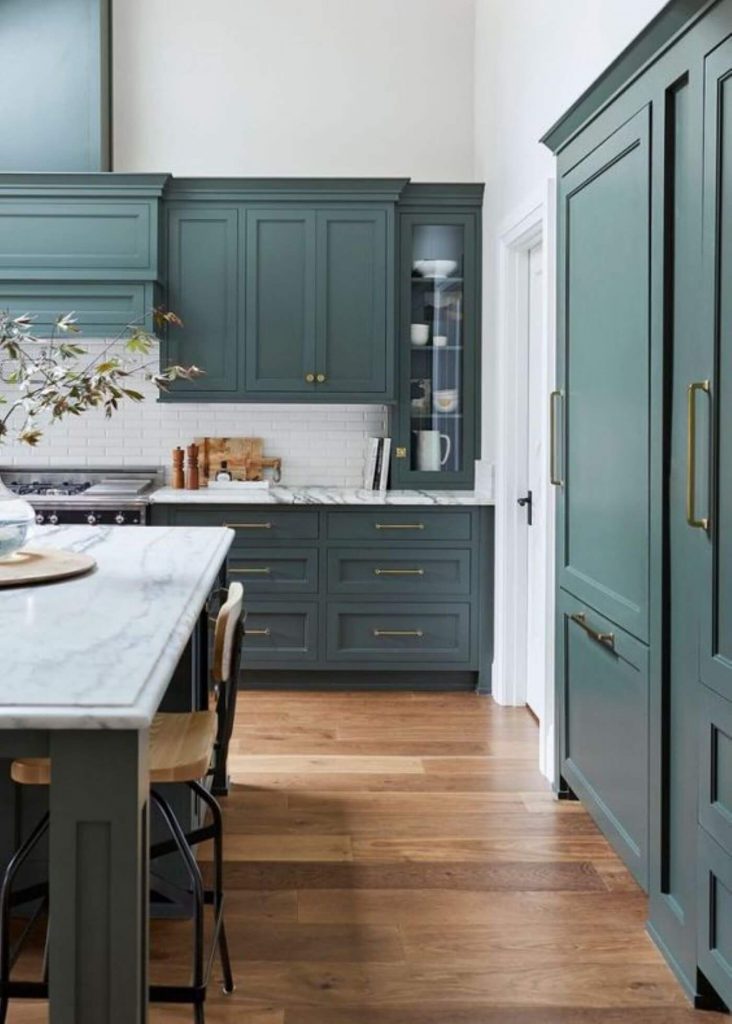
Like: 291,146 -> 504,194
113,0 -> 476,180
474,0 -> 667,463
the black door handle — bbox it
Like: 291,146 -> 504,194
517,490 -> 533,526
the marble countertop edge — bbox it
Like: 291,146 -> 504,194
148,485 -> 494,506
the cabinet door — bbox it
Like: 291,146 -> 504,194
245,209 -> 317,393
314,209 -> 390,396
699,40 -> 732,705
164,206 -> 239,394
556,108 -> 651,641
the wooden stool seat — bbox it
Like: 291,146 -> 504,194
11,710 -> 218,788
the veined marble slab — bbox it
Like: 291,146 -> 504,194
149,485 -> 493,506
0,525 -> 233,729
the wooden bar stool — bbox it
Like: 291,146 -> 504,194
0,581 -> 245,1024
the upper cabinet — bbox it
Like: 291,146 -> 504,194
160,179 -> 404,403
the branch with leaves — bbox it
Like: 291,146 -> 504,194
0,309 -> 202,447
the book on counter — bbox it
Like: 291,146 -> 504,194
364,437 -> 391,491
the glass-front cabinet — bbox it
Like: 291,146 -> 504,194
393,191 -> 481,488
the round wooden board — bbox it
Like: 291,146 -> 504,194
0,547 -> 96,587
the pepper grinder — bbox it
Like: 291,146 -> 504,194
185,443 -> 200,490
171,446 -> 185,489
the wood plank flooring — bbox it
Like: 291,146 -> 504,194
10,692 -> 728,1023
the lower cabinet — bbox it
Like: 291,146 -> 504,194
557,588 -> 649,888
697,828 -> 732,1004
151,503 -> 493,689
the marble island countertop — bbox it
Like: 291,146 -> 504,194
1,524 -> 233,729
149,485 -> 494,506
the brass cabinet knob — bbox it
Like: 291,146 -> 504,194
316,373 -> 327,383
305,372 -> 316,383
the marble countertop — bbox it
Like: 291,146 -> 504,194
149,485 -> 493,506
0,524 -> 233,730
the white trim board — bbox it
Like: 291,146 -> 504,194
491,182 -> 556,782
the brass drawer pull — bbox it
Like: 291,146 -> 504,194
305,372 -> 316,383
570,612 -> 615,651
230,567 -> 271,575
224,522 -> 273,529
373,628 -> 424,638
374,523 -> 425,530
686,379 -> 711,531
316,373 -> 327,383
550,389 -> 563,487
245,627 -> 271,637
373,568 -> 425,576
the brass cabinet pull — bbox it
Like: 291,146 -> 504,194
245,627 -> 271,637
230,567 -> 271,575
374,522 -> 425,530
550,389 -> 563,486
224,522 -> 272,529
373,568 -> 425,576
373,628 -> 424,638
687,379 -> 711,531
570,612 -> 615,651
316,373 -> 327,383
305,373 -> 316,383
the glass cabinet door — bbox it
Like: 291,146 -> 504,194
396,213 -> 477,487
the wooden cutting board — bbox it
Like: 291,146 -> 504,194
196,437 -> 281,483
0,547 -> 96,587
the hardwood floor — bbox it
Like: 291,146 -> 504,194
10,692 -> 728,1022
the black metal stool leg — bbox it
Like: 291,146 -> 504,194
190,781 -> 234,994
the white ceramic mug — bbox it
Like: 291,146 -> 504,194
415,430 -> 451,471
410,323 -> 430,346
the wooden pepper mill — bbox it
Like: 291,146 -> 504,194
185,443 -> 200,490
171,447 -> 185,489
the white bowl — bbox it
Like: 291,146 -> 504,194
413,259 -> 458,279
433,388 -> 459,413
410,323 -> 430,345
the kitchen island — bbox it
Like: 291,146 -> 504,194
0,524 -> 233,1023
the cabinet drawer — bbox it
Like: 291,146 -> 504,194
327,602 -> 471,663
167,507 -> 319,543
700,685 -> 732,857
325,510 -> 472,542
557,589 -> 649,888
327,547 -> 471,596
697,828 -> 732,1009
229,547 -> 318,594
242,602 -> 318,662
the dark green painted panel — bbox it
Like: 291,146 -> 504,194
242,601 -> 318,662
166,506 -> 319,542
558,108 -> 651,641
700,684 -> 732,857
315,210 -> 389,394
0,201 -> 155,279
245,209 -> 317,393
325,509 -> 472,542
327,601 -> 471,663
698,827 -> 732,1008
163,206 -> 239,393
0,0 -> 110,172
0,282 -> 153,335
558,588 -> 649,887
327,546 -> 471,597
228,547 -> 318,594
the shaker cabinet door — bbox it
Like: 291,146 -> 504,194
245,209 -> 317,394
556,107 -> 652,642
164,206 -> 239,394
314,209 -> 391,396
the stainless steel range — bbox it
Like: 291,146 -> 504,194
6,467 -> 164,526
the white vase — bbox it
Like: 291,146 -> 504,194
0,475 -> 35,559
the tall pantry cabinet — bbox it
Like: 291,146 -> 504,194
544,0 -> 732,1008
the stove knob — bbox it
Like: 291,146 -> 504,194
86,513 -> 98,526
35,512 -> 45,525
114,512 -> 125,525
48,512 -> 59,526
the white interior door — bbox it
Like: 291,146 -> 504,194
524,242 -> 545,720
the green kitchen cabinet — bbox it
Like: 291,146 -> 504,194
392,186 -> 483,490
163,205 -> 240,394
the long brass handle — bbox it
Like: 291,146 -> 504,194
687,379 -> 711,531
230,567 -> 271,575
245,627 -> 271,637
316,373 -> 327,383
550,389 -> 563,486
373,628 -> 424,638
570,612 -> 615,651
224,522 -> 272,529
305,373 -> 315,383
374,568 -> 425,576
375,523 -> 425,530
